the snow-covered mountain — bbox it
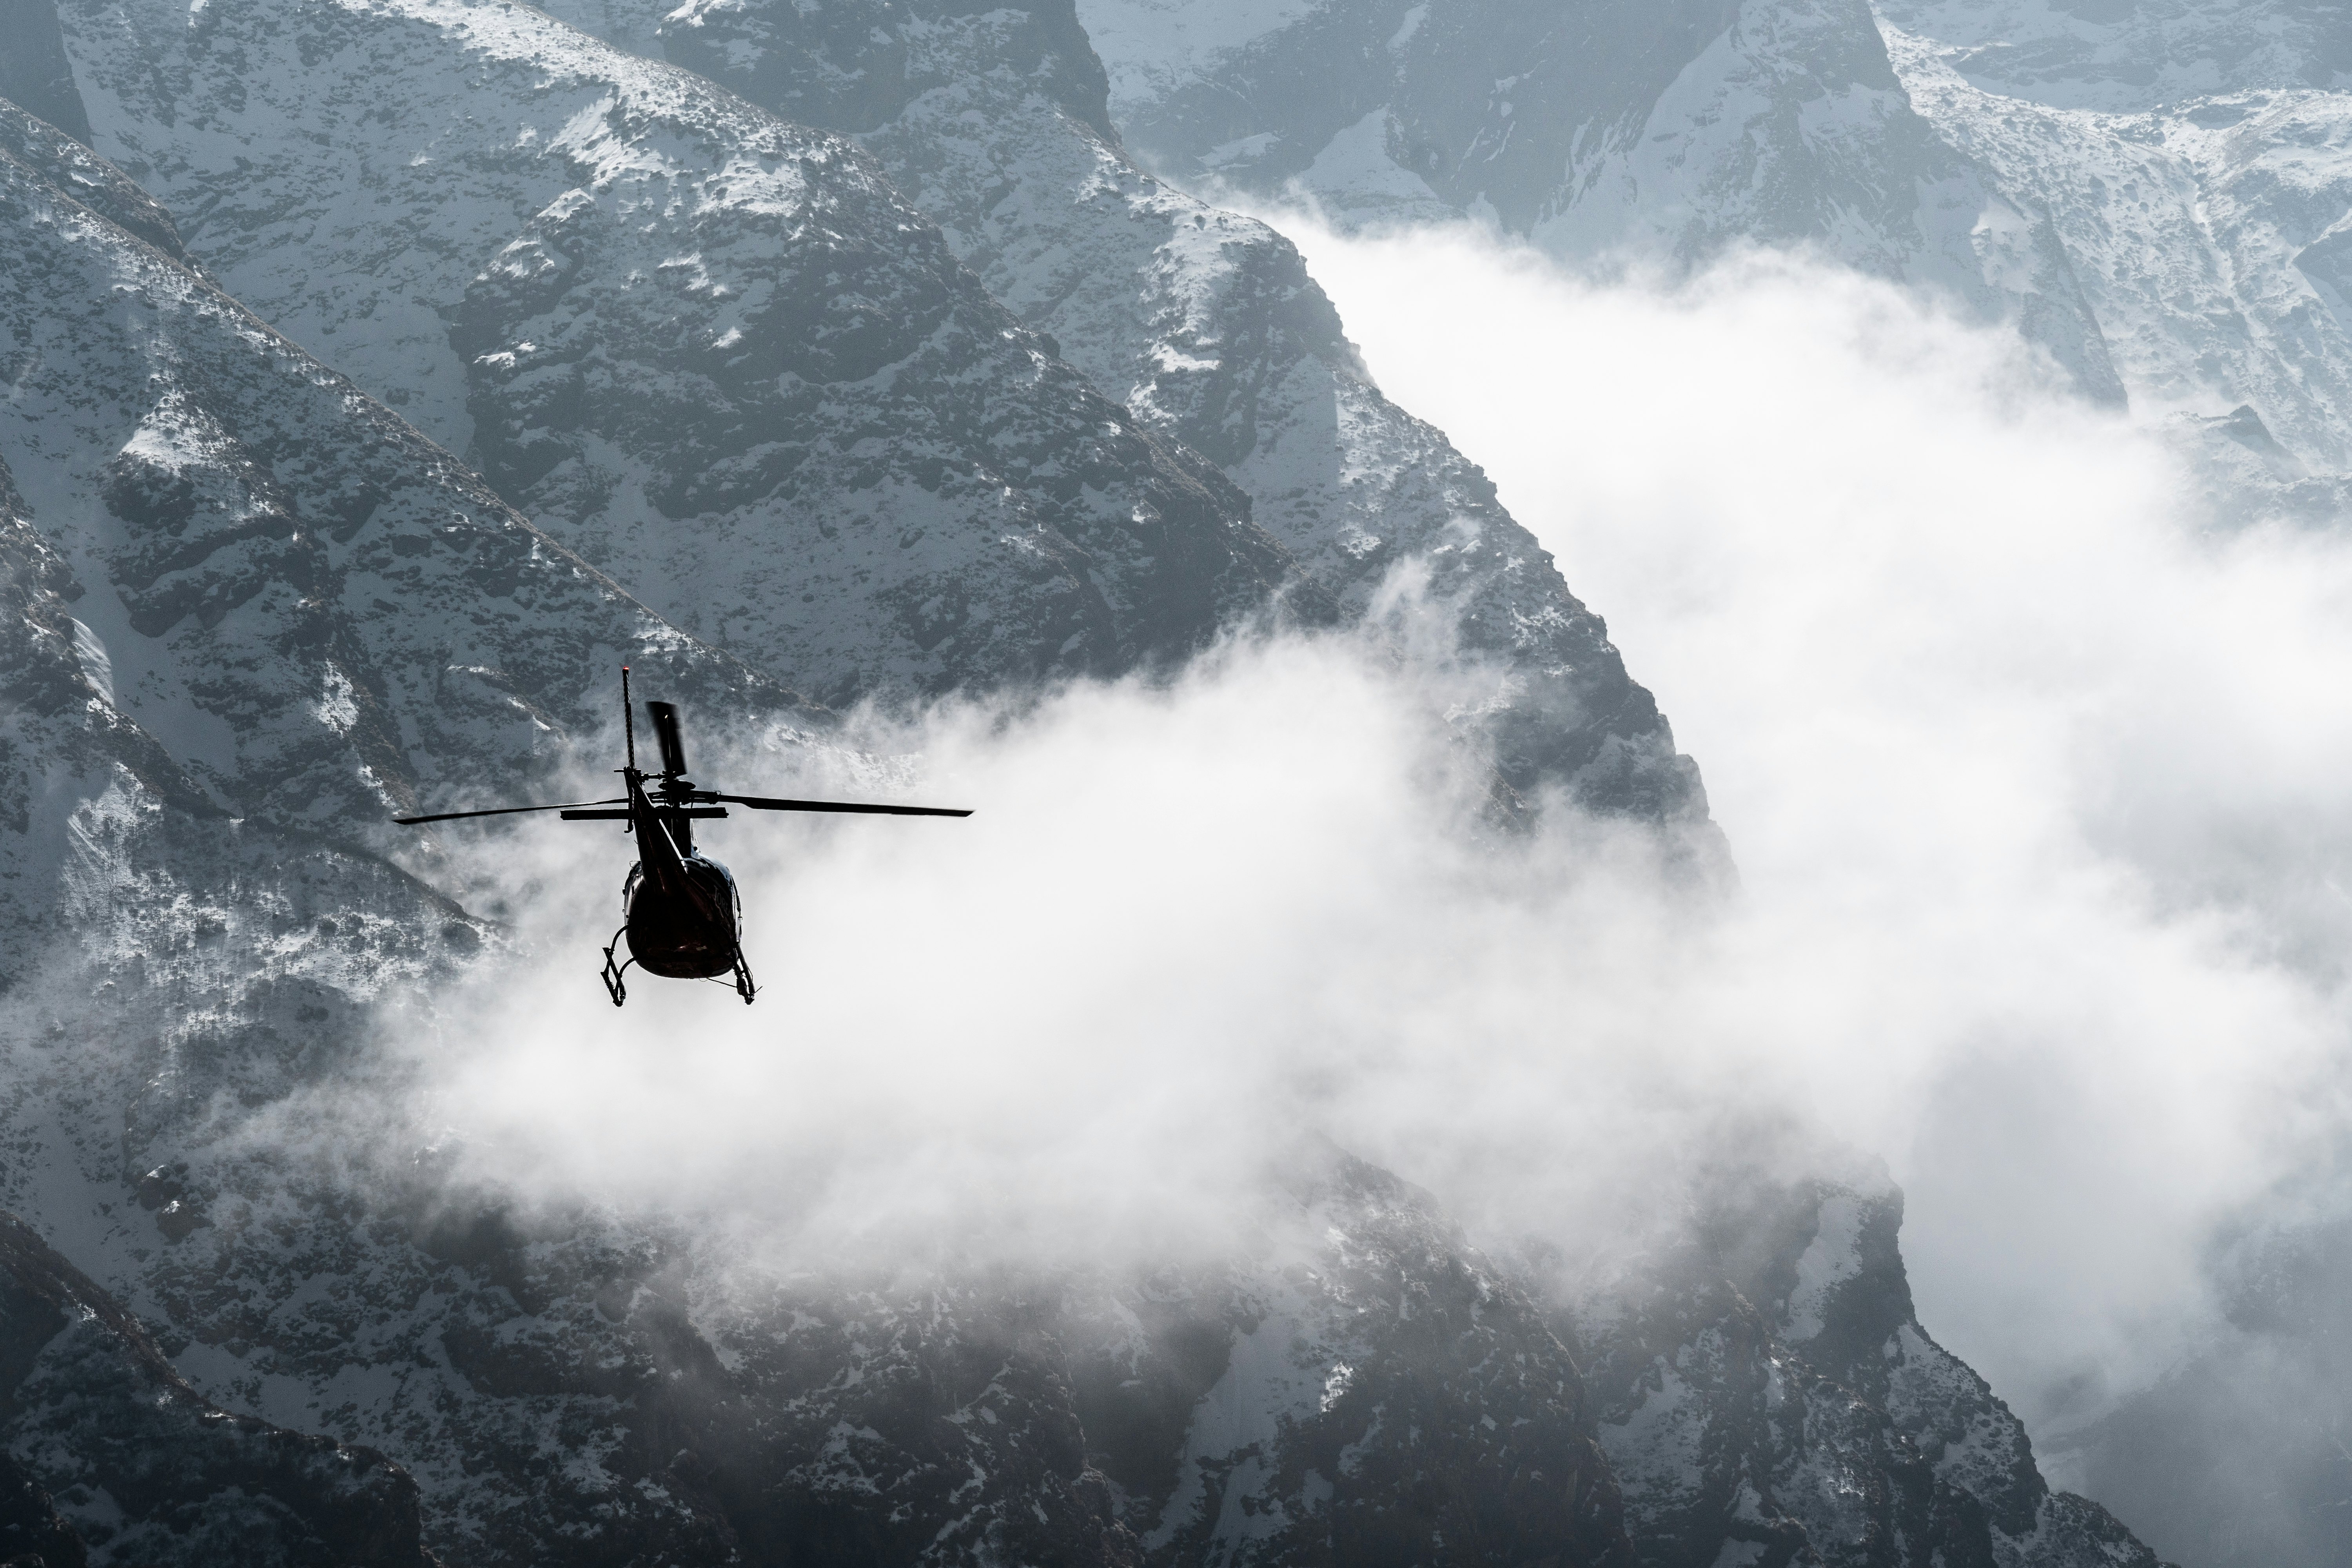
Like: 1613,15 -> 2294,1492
0,0 -> 2251,1563
1077,0 -> 2128,406
606,0 -> 1709,807
50,0 -> 1335,715
1080,0 -> 2352,501
1075,4 -> 2352,1566
1875,0 -> 2349,112
52,0 -> 1711,815
1577,1169 -> 2164,1568
0,91 -> 802,985
2,1 -> 1715,1555
1878,6 -> 2352,493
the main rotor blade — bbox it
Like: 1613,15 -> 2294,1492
393,797 -> 627,826
714,793 -> 973,818
646,700 -> 688,777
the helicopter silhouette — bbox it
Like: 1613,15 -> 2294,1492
394,668 -> 970,1005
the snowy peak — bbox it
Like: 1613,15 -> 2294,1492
55,0 -> 1323,710
1876,0 -> 2352,112
1575,1172 -> 2163,1568
660,0 -> 1121,143
0,116 -> 787,855
1078,0 -> 2129,406
1882,14 -> 2352,480
543,0 -> 1716,815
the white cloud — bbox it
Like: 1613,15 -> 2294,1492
1269,219 -> 2352,1425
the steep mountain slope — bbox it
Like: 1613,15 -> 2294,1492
53,0 -> 1315,711
0,1208 -> 435,1566
1079,0 -> 2352,503
0,110 -> 787,1561
0,104 -> 797,944
1076,0 -> 2125,405
73,0 -> 1710,816
1878,9 -> 2352,488
1570,1174 -> 2167,1568
0,84 -> 1661,1566
0,9 -> 2180,1568
1874,0 -> 2350,112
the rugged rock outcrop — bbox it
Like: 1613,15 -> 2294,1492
1568,1173 -> 2170,1568
0,101 -> 179,260
1100,0 -> 2352,503
51,0 -> 1323,714
0,6 -> 2198,1567
0,1208 -> 435,1566
0,110 -> 795,854
1874,0 -> 2350,113
570,0 -> 1714,812
1077,0 -> 2126,407
55,0 -> 1714,817
1880,9 -> 2352,490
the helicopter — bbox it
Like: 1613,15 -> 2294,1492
393,668 -> 970,1005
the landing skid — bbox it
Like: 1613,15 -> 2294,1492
598,933 -> 753,1006
600,931 -> 632,1007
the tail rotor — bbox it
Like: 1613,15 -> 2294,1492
646,700 -> 689,779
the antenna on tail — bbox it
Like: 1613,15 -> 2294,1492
622,666 -> 636,773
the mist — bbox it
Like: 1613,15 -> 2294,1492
388,225 -> 2352,1461
1266,220 -> 2352,1430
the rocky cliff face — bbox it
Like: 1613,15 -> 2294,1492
1077,0 -> 2128,407
1873,0 -> 2350,113
1878,3 -> 2352,495
1078,0 -> 2352,503
54,0 -> 1323,713
0,107 -> 804,988
61,0 -> 1713,817
591,0 -> 1716,813
0,1209 -> 435,1566
1570,1174 -> 2165,1568
0,34 -> 1667,1561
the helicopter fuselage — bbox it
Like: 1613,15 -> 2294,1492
616,780 -> 742,981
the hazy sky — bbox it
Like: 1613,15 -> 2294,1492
390,221 -> 2352,1458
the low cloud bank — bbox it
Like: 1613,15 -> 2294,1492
1271,220 -> 2352,1429
405,228 -> 2352,1461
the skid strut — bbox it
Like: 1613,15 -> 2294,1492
600,930 -> 632,1007
731,947 -> 757,1005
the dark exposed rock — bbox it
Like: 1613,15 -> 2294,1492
0,123 -> 807,858
0,1449 -> 87,1568
0,0 -> 88,143
0,100 -> 178,259
0,1211 -> 433,1567
53,0 -> 1332,713
547,0 -> 1716,819
0,7 -> 2192,1568
1570,1172 -> 2172,1568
